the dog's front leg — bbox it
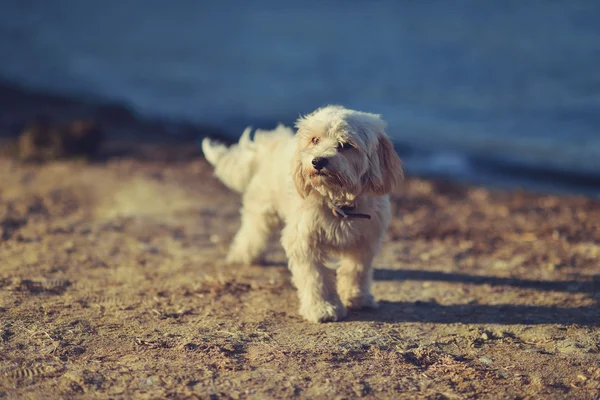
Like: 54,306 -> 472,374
289,256 -> 347,323
282,226 -> 346,323
337,247 -> 379,310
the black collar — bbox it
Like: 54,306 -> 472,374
331,205 -> 371,220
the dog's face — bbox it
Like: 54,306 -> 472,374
293,106 -> 403,203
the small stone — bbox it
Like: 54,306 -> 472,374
495,369 -> 509,378
63,241 -> 76,252
479,356 -> 493,364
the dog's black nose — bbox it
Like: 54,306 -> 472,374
312,157 -> 328,171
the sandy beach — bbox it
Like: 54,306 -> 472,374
1,83 -> 599,399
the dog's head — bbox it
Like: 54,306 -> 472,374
293,105 -> 403,204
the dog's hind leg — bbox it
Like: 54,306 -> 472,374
226,183 -> 278,265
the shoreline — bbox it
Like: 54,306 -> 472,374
2,80 -> 600,197
0,80 -> 233,155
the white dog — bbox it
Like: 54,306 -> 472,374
202,105 -> 403,322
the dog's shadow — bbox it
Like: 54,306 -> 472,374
345,268 -> 600,326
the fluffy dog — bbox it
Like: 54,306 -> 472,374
202,105 -> 403,322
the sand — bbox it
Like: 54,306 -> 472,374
0,150 -> 599,399
1,84 -> 600,399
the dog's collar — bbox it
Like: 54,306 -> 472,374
331,205 -> 371,220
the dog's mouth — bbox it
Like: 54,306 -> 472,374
309,170 -> 329,178
309,170 -> 347,190
309,172 -> 330,187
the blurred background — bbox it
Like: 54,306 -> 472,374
1,0 -> 599,194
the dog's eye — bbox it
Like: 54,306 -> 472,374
311,137 -> 320,145
337,141 -> 353,151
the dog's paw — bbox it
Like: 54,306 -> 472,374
299,300 -> 347,323
225,250 -> 259,266
342,294 -> 379,310
225,253 -> 247,265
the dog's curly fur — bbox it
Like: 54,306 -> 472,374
202,105 -> 403,322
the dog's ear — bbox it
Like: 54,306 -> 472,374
363,134 -> 403,195
293,157 -> 311,199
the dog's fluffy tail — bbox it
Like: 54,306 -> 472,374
202,124 -> 294,193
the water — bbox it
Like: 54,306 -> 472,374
1,1 -> 599,193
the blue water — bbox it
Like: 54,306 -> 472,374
1,1 -> 600,192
